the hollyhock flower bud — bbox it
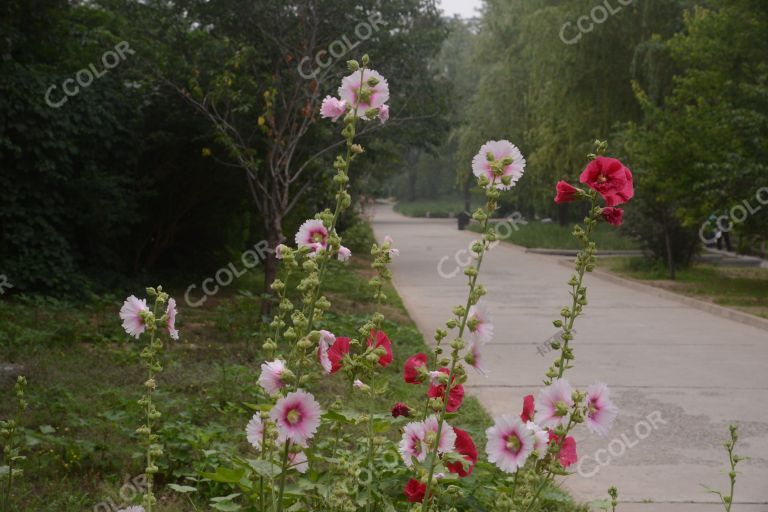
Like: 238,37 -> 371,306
554,181 -> 581,204
427,368 -> 464,412
520,394 -> 535,422
346,59 -> 359,71
601,207 -> 624,226
378,104 -> 389,124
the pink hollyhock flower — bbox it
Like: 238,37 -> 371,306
288,451 -> 309,473
520,394 -> 535,423
399,420 -> 427,467
404,479 -> 427,502
579,156 -> 634,206
295,219 -> 328,252
423,414 -> 456,454
270,390 -> 321,447
165,297 -> 179,340
337,245 -> 352,262
378,104 -> 390,124
427,368 -> 465,412
403,353 -> 428,384
246,414 -> 264,450
471,140 -> 526,190
549,432 -> 578,468
119,295 -> 148,338
466,339 -> 488,375
383,235 -> 399,257
258,360 -> 288,395
467,302 -> 494,344
555,181 -> 580,204
316,330 -> 336,374
526,421 -> 549,459
446,427 -> 478,477
367,330 -> 393,367
353,379 -> 366,390
601,207 -> 624,227
320,95 -> 347,121
338,69 -> 389,115
585,382 -> 618,436
485,415 -> 535,473
535,379 -> 574,429
391,402 -> 410,418
275,244 -> 287,260
326,336 -> 351,374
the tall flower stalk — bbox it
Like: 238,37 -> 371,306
1,375 -> 27,511
119,286 -> 179,512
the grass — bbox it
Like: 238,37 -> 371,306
0,222 -> 493,511
605,258 -> 768,319
394,197 -> 473,218
475,220 -> 640,251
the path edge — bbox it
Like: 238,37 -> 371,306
556,259 -> 768,332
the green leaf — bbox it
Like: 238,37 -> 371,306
245,459 -> 281,478
39,425 -> 56,434
167,483 -> 197,493
201,467 -> 246,483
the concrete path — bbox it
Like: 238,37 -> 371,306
372,203 -> 768,511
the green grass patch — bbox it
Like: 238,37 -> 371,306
606,257 -> 768,319
394,197 -> 473,218
478,220 -> 640,251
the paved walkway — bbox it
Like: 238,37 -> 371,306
372,204 -> 768,512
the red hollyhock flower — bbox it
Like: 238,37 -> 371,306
403,353 -> 428,384
427,368 -> 465,412
548,432 -> 578,468
554,181 -> 580,204
367,330 -> 393,367
579,156 -> 634,206
446,427 -> 478,477
404,479 -> 427,502
326,337 -> 351,374
520,394 -> 535,422
391,402 -> 410,418
601,207 -> 624,226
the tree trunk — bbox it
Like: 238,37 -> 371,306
664,224 -> 676,280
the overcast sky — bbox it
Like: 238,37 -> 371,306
438,0 -> 483,18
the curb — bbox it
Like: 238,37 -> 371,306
556,259 -> 768,332
526,248 -> 643,257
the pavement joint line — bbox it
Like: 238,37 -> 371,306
465,384 -> 768,390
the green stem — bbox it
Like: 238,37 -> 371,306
421,179 -> 496,508
276,440 -> 292,512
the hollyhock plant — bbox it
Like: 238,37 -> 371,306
391,402 -> 410,418
520,394 -> 535,422
585,382 -> 619,436
403,353 -> 428,384
295,219 -> 328,252
535,379 -> 575,429
246,414 -> 264,450
270,390 -> 321,447
319,95 -> 347,121
337,245 -> 351,262
466,339 -> 487,374
579,155 -> 634,206
325,336 -> 351,374
119,295 -> 148,338
378,104 -> 390,124
338,68 -> 389,117
259,360 -> 289,395
399,421 -> 428,467
367,330 -> 393,367
601,206 -> 624,226
165,298 -> 179,340
554,180 -> 581,204
485,415 -> 535,473
316,330 -> 336,374
404,479 -> 427,502
527,421 -> 549,459
423,415 -> 456,454
288,451 -> 309,474
427,368 -> 465,412
467,302 -> 494,344
471,140 -> 526,190
446,427 -> 478,477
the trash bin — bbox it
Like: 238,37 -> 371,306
457,211 -> 470,230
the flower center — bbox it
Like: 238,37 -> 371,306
506,433 -> 522,454
597,174 -> 607,183
312,232 -> 325,243
588,399 -> 599,418
286,408 -> 301,425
